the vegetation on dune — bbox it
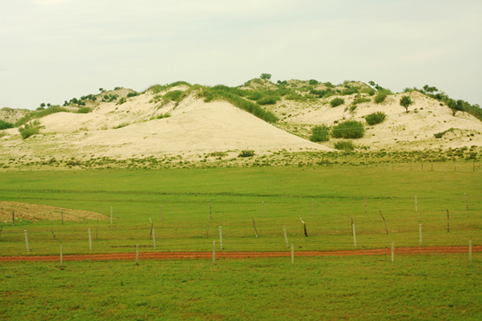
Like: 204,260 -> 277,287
310,125 -> 330,142
18,120 -> 41,139
400,96 -> 414,113
365,111 -> 387,125
334,140 -> 354,152
330,97 -> 345,107
238,150 -> 255,157
332,120 -> 365,139
200,85 -> 279,123
0,119 -> 14,130
15,105 -> 69,127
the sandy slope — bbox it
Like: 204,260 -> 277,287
0,96 -> 329,159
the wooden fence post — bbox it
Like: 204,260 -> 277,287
12,210 -> 15,227
209,203 -> 212,220
212,241 -> 216,265
152,228 -> 156,250
252,218 -> 259,238
299,216 -> 308,237
380,210 -> 389,235
110,206 -> 113,224
446,209 -> 450,233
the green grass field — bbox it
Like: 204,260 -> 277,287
1,164 -> 481,319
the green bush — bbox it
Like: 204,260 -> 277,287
201,86 -> 278,123
247,92 -> 263,100
15,106 -> 68,127
374,90 -> 390,103
334,141 -> 354,152
238,150 -> 255,157
400,96 -> 413,113
0,120 -> 14,130
365,112 -> 387,125
330,98 -> 345,107
163,90 -> 184,104
332,120 -> 365,139
310,125 -> 330,142
18,120 -> 41,139
353,97 -> 371,105
127,92 -> 138,98
77,107 -> 91,114
156,113 -> 171,119
309,79 -> 318,85
260,73 -> 271,80
257,96 -> 280,105
116,98 -> 126,105
341,87 -> 359,95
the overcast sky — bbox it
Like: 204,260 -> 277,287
1,0 -> 481,110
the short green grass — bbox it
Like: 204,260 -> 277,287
0,166 -> 480,256
1,255 -> 481,320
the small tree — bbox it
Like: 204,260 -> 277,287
400,96 -> 413,113
260,73 -> 271,81
448,99 -> 464,116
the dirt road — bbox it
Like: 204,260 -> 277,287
0,245 -> 479,262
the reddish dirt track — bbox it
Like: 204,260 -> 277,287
1,245 -> 480,262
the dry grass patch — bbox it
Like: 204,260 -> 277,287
0,201 -> 106,222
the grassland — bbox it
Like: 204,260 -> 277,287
1,165 -> 481,319
1,255 -> 481,320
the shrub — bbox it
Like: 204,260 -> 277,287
18,120 -> 41,139
334,141 -> 354,152
332,120 -> 365,139
310,125 -> 330,142
238,150 -> 255,157
365,112 -> 387,125
330,98 -> 345,107
127,92 -> 138,98
260,73 -> 271,80
247,92 -> 263,100
341,87 -> 359,95
352,97 -> 371,105
257,96 -> 280,105
309,79 -> 318,85
116,97 -> 126,105
0,120 -> 14,130
374,90 -> 390,103
400,96 -> 413,113
156,113 -> 171,119
163,90 -> 184,104
77,107 -> 91,114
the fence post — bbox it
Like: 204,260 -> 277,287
219,226 -> 223,250
212,241 -> 216,265
283,225 -> 289,248
152,228 -> 156,250
60,245 -> 63,266
110,206 -> 113,224
391,242 -> 394,262
419,223 -> 422,245
24,230 -> 29,252
469,240 -> 472,262
88,228 -> 92,251
291,243 -> 294,264
352,224 -> 357,247
12,210 -> 15,227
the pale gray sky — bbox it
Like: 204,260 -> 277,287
1,0 -> 481,109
